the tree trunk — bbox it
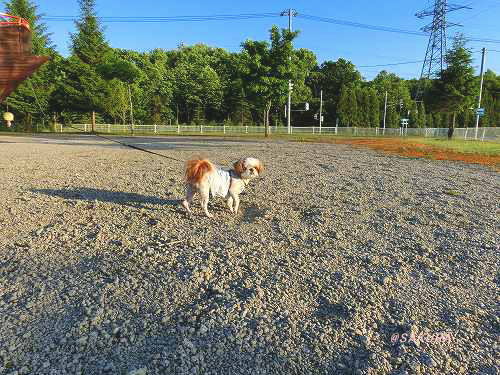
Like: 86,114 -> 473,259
27,113 -> 32,133
266,107 -> 270,130
448,112 -> 456,139
264,101 -> 272,138
91,111 -> 96,134
264,108 -> 268,137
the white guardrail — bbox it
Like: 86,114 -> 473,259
59,124 -> 499,142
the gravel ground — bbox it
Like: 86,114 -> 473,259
0,134 -> 498,375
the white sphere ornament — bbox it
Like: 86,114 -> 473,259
3,112 -> 14,127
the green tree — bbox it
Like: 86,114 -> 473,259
71,0 -> 109,65
433,112 -> 442,128
241,26 -> 298,136
4,0 -> 54,54
117,49 -> 174,125
49,56 -> 107,115
479,70 -> 499,127
409,101 -> 419,128
337,85 -> 358,126
427,112 -> 434,128
319,59 -> 361,100
2,0 -> 58,131
459,108 -> 472,128
231,85 -> 253,125
97,52 -> 143,124
371,71 -> 412,127
386,105 -> 399,128
409,101 -> 426,128
442,112 -> 450,128
173,58 -> 222,124
97,53 -> 141,84
101,79 -> 128,124
290,48 -> 317,104
418,102 -> 427,128
356,87 -> 370,127
430,35 -> 476,138
315,59 -> 362,123
367,88 -> 380,127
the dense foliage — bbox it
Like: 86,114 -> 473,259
1,0 -> 498,131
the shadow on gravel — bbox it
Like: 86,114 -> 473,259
315,296 -> 354,329
2,252 -> 302,374
32,188 -> 179,209
242,205 -> 269,224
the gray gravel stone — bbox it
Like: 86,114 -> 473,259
0,135 -> 497,375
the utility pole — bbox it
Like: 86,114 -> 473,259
281,8 -> 297,135
383,91 -> 388,130
319,90 -> 323,133
475,47 -> 486,139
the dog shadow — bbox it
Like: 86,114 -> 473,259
32,187 -> 180,210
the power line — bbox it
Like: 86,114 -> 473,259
358,48 -> 489,70
41,13 -> 281,23
297,13 -> 500,44
358,60 -> 425,68
298,14 -> 425,36
40,11 -> 500,46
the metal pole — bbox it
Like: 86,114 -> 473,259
287,82 -> 292,134
319,90 -> 323,134
383,91 -> 388,130
287,8 -> 292,135
475,47 -> 486,139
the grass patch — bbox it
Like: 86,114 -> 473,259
444,190 -> 462,196
407,138 -> 500,156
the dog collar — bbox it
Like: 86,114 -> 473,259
229,170 -> 249,188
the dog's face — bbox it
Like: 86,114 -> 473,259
233,157 -> 264,180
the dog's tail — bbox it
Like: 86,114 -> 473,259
185,159 -> 214,184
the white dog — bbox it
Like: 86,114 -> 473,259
181,157 -> 263,217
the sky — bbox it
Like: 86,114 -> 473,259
26,0 -> 500,80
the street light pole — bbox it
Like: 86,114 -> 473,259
281,8 -> 297,135
383,91 -> 388,131
319,89 -> 323,133
475,47 -> 486,139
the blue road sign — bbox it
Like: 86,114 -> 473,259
476,108 -> 485,116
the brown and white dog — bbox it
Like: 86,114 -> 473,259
181,157 -> 263,217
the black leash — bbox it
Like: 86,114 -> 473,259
64,124 -> 186,164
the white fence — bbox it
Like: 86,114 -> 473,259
61,124 -> 500,142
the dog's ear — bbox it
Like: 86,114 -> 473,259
233,159 -> 245,176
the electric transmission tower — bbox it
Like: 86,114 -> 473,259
415,0 -> 470,98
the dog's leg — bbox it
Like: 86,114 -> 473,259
230,192 -> 240,214
199,185 -> 213,218
227,196 -> 234,213
181,185 -> 195,213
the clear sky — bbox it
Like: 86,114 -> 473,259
29,0 -> 500,80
